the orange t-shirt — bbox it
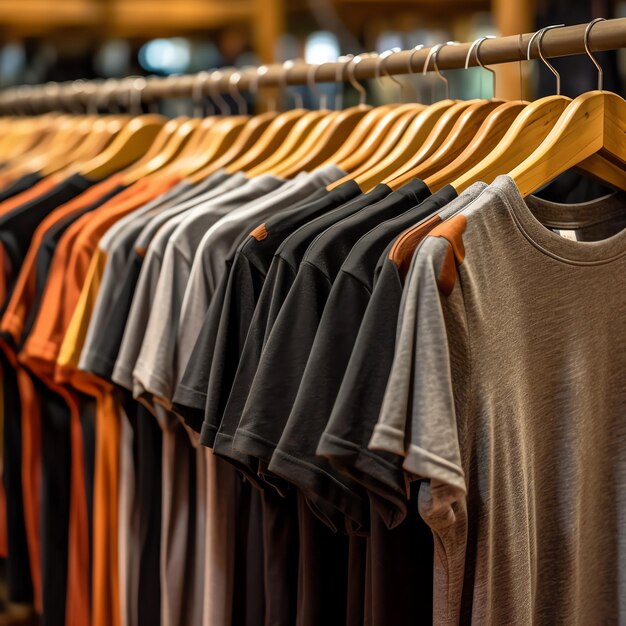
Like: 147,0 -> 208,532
0,174 -> 125,614
22,173 -> 180,626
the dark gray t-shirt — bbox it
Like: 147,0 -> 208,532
195,182 -> 386,451
266,185 -> 458,531
171,182 -> 360,435
232,179 -> 431,531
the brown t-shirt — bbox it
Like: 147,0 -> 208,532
371,176 -> 626,625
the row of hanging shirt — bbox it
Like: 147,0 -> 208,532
0,23 -> 625,626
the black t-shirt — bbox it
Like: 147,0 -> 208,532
185,183 -> 362,436
232,180 -> 431,531
172,183 -> 360,433
0,174 -> 93,300
0,172 -> 43,204
85,251 -> 143,381
267,186 -> 456,531
199,184 -> 391,460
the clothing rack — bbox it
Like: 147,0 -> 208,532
1,17 -> 625,113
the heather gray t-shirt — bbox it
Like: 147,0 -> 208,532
370,175 -> 626,625
130,173 -> 314,405
112,175 -> 281,394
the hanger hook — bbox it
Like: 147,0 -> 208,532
407,44 -> 425,76
129,76 -> 146,116
527,24 -> 564,95
192,71 -> 213,117
308,62 -> 328,110
584,17 -> 606,90
96,78 -> 117,114
465,35 -> 496,98
424,41 -> 458,100
115,77 -> 130,113
346,54 -> 367,107
228,71 -> 247,115
209,70 -> 231,115
255,66 -> 276,112
378,48 -> 404,101
282,60 -> 304,109
238,65 -> 258,112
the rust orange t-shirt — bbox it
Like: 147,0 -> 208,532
18,174 -> 179,626
20,175 -> 178,626
0,174 -> 125,616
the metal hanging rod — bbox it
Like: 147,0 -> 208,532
1,17 -> 625,113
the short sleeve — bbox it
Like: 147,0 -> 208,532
370,235 -> 469,504
232,263 -> 333,469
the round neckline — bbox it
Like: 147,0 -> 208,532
494,175 -> 626,266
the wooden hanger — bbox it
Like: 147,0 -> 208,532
510,90 -> 626,194
324,49 -> 427,173
327,105 -> 439,189
450,29 -> 572,192
234,109 -> 326,176
162,70 -> 256,182
424,101 -> 527,191
0,117 -> 54,163
3,114 -> 95,179
181,70 -> 279,178
79,114 -> 166,180
424,38 -> 527,191
349,43 -> 470,191
243,110 -> 337,177
155,116 -> 217,177
184,115 -> 249,182
350,99 -> 468,191
509,20 -> 625,194
123,117 -> 203,183
272,56 -> 382,178
386,98 -> 504,189
45,115 -> 129,176
331,103 -> 424,173
243,62 -> 349,177
450,96 -> 569,192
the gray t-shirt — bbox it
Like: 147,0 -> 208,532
130,174 -> 289,404
112,175 -> 281,394
370,175 -> 626,625
79,173 -> 231,373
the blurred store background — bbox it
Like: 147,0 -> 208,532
0,0 -> 623,111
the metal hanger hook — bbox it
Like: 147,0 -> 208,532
584,17 -> 606,90
129,76 -> 146,116
424,41 -> 459,100
407,44 -> 425,76
346,54 -> 367,107
527,24 -> 564,96
208,70 -> 231,115
192,71 -> 211,117
228,71 -> 247,115
283,60 -> 304,109
97,78 -> 119,114
307,62 -> 328,110
465,35 -> 496,98
378,48 -> 404,101
65,80 -> 86,114
256,66 -> 276,112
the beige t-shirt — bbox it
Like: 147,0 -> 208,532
371,175 -> 626,625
